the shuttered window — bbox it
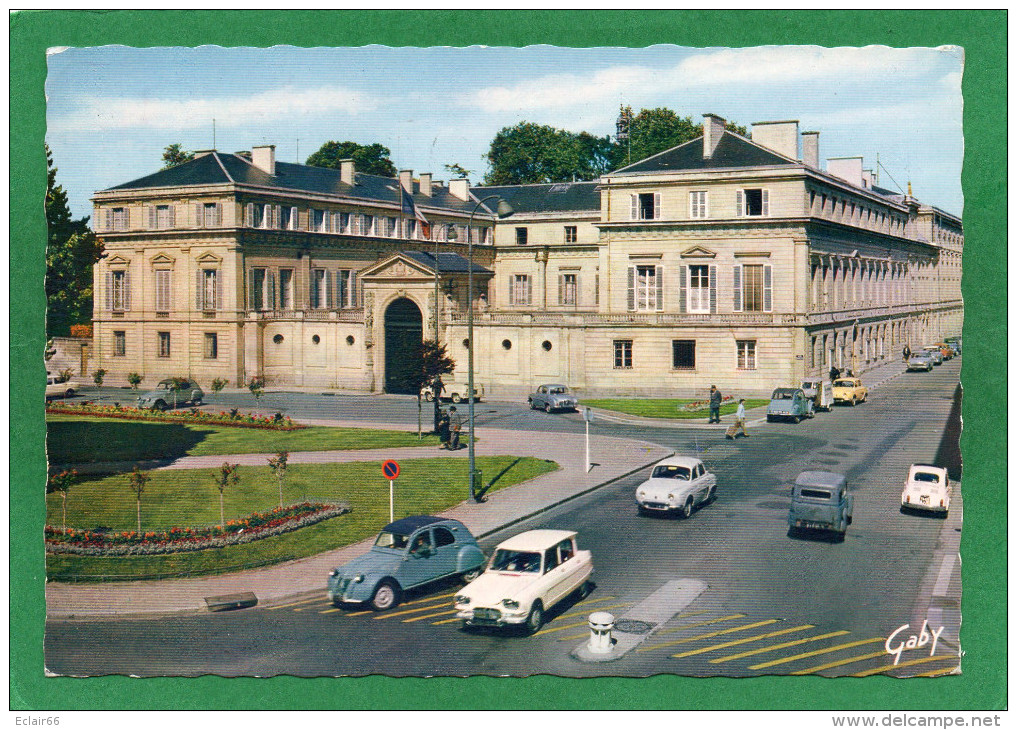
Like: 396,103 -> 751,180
279,269 -> 293,310
154,269 -> 171,312
249,268 -> 267,311
204,332 -> 218,359
509,274 -> 531,305
195,269 -> 221,311
151,205 -> 174,229
311,269 -> 332,309
113,331 -> 126,357
197,202 -> 222,228
157,332 -> 171,358
107,270 -> 130,311
735,263 -> 772,313
737,189 -> 769,217
559,273 -> 578,306
627,265 -> 661,311
689,191 -> 708,219
631,193 -> 661,220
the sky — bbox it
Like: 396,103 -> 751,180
45,44 -> 964,220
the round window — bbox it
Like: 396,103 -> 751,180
311,335 -> 320,344
346,335 -> 355,345
273,334 -> 284,344
462,338 -> 470,350
502,339 -> 512,350
542,340 -> 552,351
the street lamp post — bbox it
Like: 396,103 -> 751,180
433,231 -> 441,433
463,195 -> 513,502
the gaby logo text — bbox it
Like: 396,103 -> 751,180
884,620 -> 944,665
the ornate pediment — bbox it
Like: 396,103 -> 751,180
360,254 -> 434,280
679,244 -> 717,259
195,251 -> 223,265
150,252 -> 176,266
106,254 -> 131,267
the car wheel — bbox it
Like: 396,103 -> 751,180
544,403 -> 552,414
369,579 -> 401,611
451,393 -> 462,404
766,415 -> 775,423
192,397 -> 202,406
793,415 -> 801,424
525,601 -> 545,634
64,389 -> 75,398
706,486 -> 717,505
680,497 -> 694,519
460,566 -> 483,584
154,400 -> 168,412
846,514 -> 853,525
424,392 -> 434,402
575,581 -> 592,601
850,397 -> 856,407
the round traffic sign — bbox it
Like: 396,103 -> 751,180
382,460 -> 400,479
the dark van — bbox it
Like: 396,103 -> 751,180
788,471 -> 853,540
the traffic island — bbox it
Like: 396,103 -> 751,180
572,579 -> 707,663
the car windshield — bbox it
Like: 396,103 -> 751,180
802,382 -> 817,389
374,531 -> 410,550
834,380 -> 856,388
771,389 -> 797,399
913,472 -> 941,483
549,387 -> 568,395
652,465 -> 692,480
799,488 -> 832,500
490,549 -> 542,573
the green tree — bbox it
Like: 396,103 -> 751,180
406,339 -> 456,436
248,376 -> 265,401
127,372 -> 142,391
126,467 -> 151,534
613,107 -> 748,168
214,462 -> 241,529
47,469 -> 78,532
483,122 -> 612,185
444,162 -> 473,179
210,377 -> 229,395
161,143 -> 194,169
45,146 -> 104,338
305,141 -> 397,177
268,451 -> 289,509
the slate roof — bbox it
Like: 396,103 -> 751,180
471,181 -> 600,215
402,251 -> 491,274
611,131 -> 794,174
104,152 -> 485,215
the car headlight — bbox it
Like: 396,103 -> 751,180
455,595 -> 470,605
353,574 -> 364,583
502,599 -> 520,609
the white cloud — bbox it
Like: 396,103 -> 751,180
463,45 -> 945,114
50,85 -> 378,132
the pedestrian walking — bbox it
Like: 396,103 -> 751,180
726,398 -> 750,439
449,406 -> 464,450
829,365 -> 841,381
437,408 -> 451,449
708,385 -> 722,424
903,344 -> 911,361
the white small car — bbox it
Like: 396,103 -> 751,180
901,464 -> 951,516
636,456 -> 717,518
46,374 -> 80,400
455,529 -> 593,634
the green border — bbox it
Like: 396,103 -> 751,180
11,10 -> 1006,711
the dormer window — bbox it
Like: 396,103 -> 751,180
737,189 -> 769,217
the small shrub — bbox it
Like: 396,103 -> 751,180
210,377 -> 228,394
127,372 -> 143,390
248,377 -> 265,400
92,368 -> 107,387
58,368 -> 75,382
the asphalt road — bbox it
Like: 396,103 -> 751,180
45,360 -> 962,678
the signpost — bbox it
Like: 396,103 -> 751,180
382,460 -> 400,523
583,407 -> 593,473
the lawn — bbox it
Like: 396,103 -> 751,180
45,456 -> 559,581
581,398 -> 770,419
46,415 -> 442,464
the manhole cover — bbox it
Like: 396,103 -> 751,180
614,619 -> 655,634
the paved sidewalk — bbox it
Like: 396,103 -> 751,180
45,426 -> 671,619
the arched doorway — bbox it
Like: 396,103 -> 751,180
384,297 -> 423,394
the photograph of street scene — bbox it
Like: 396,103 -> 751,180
43,43 -> 964,678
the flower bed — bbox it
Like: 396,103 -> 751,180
681,394 -> 734,413
45,501 -> 350,556
46,402 -> 303,431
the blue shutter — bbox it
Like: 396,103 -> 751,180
678,265 -> 687,313
733,265 -> 742,312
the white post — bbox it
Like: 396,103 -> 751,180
389,480 -> 394,523
585,407 -> 592,473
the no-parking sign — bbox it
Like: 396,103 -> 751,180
382,460 -> 400,480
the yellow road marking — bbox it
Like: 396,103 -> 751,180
913,665 -> 960,678
432,616 -> 464,626
532,604 -> 633,636
401,590 -> 460,607
671,624 -> 814,659
790,649 -> 887,675
403,609 -> 458,623
319,607 -> 344,615
266,594 -> 327,610
710,630 -> 850,664
374,601 -> 457,620
639,620 -> 776,653
851,654 -> 961,678
292,602 -> 334,612
749,637 -> 884,670
651,614 -> 747,638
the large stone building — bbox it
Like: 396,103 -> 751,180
90,115 -> 963,397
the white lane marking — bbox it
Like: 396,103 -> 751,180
933,554 -> 956,596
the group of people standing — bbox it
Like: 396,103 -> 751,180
708,385 -> 749,440
436,406 -> 464,450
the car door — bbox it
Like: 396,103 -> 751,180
690,463 -> 707,503
534,386 -> 547,409
397,529 -> 438,588
428,526 -> 459,579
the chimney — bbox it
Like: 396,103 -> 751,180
193,149 -> 215,159
827,156 -> 864,189
702,113 -> 726,158
419,172 -> 432,197
751,120 -> 799,160
340,158 -> 355,185
862,169 -> 874,189
449,178 -> 470,201
801,131 -> 820,169
399,169 -> 413,194
235,150 -> 251,160
252,145 -> 276,175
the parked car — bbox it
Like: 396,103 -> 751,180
137,378 -> 204,410
421,380 -> 484,404
832,377 -> 868,406
635,456 -> 717,517
788,471 -> 853,540
455,529 -> 593,634
944,337 -> 962,355
934,342 -> 955,360
801,379 -> 834,412
327,516 -> 486,610
45,373 -> 80,400
528,384 -> 578,413
767,387 -> 815,423
907,353 -> 935,372
921,346 -> 944,365
901,464 -> 951,516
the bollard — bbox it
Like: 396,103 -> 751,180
587,611 -> 615,654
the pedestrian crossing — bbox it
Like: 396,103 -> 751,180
262,590 -> 959,677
